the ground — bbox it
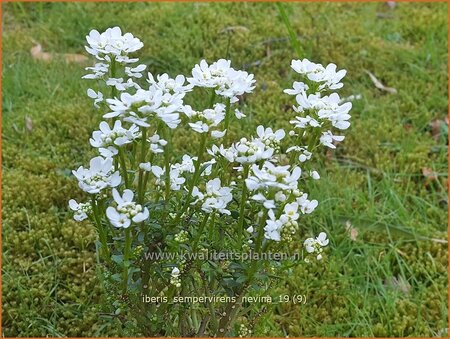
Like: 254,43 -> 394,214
2,2 -> 448,337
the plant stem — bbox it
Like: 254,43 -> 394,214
118,148 -> 129,187
91,196 -> 111,263
163,130 -> 171,203
216,210 -> 269,336
110,58 -> 118,99
122,227 -> 132,294
208,211 -> 216,240
223,99 -> 232,143
137,128 -> 148,204
208,89 -> 217,108
193,213 -> 210,251
201,278 -> 217,334
254,209 -> 268,256
174,133 -> 207,223
237,164 -> 250,243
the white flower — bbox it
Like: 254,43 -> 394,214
87,89 -> 104,108
230,137 -> 274,164
188,59 -> 255,103
304,232 -> 329,260
234,109 -> 246,119
170,267 -> 181,287
171,267 -> 180,277
151,166 -> 186,191
293,92 -> 351,132
290,115 -> 321,129
303,238 -> 316,253
296,193 -> 318,214
106,189 -> 149,228
83,63 -> 108,80
147,73 -> 192,94
264,210 -> 283,241
251,193 -> 275,209
105,91 -> 143,119
105,88 -> 184,129
264,206 -> 299,241
316,93 -> 352,130
125,78 -> 142,90
171,155 -> 196,174
256,125 -> 285,149
245,161 -> 301,192
291,59 -> 323,77
274,191 -> 287,202
290,59 -> 346,91
68,199 -> 91,221
192,178 -> 233,215
263,203 -> 301,242
292,92 -> 322,113
72,156 -> 121,194
283,81 -> 309,96
184,103 -> 226,134
85,27 -> 143,61
286,59 -> 351,146
168,170 -> 186,190
90,121 -> 140,157
211,130 -> 227,139
319,131 -> 345,149
317,63 -> 347,90
125,64 -> 146,78
115,55 -> 139,64
208,144 -> 238,163
139,162 -> 152,172
316,232 -> 329,246
147,133 -> 167,154
106,78 -> 126,91
280,202 -> 300,223
286,146 -> 312,162
310,170 -> 320,180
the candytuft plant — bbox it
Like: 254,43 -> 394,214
69,26 -> 352,336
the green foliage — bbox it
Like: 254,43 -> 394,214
2,2 -> 448,337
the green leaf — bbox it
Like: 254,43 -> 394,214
111,254 -> 123,265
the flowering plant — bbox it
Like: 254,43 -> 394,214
69,27 -> 351,336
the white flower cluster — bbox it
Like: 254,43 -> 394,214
211,138 -> 273,164
246,162 -> 302,207
153,165 -> 186,191
246,162 -> 318,241
83,27 -> 148,112
184,103 -> 226,138
147,133 -> 167,154
188,59 -> 255,103
85,26 -> 143,62
106,189 -> 149,228
170,267 -> 181,287
206,119 -> 325,243
139,155 -> 215,192
90,121 -> 140,157
68,199 -> 91,221
72,156 -> 121,194
285,58 -> 352,154
83,27 -> 146,100
264,203 -> 299,241
71,27 -> 348,267
192,178 -> 233,215
303,232 -> 329,261
207,123 -> 320,243
105,83 -> 187,129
